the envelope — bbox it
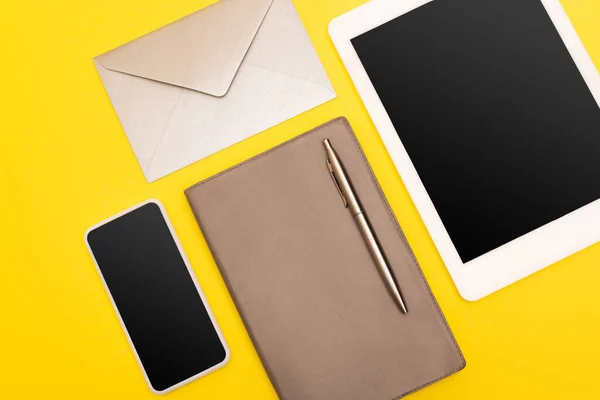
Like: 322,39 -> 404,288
94,0 -> 336,182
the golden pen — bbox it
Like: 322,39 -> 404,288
323,138 -> 408,314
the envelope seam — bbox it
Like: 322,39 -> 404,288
146,89 -> 186,178
243,61 -> 335,93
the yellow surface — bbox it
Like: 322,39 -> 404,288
1,0 -> 600,398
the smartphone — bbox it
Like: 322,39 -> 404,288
85,200 -> 229,394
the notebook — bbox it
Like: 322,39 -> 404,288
185,117 -> 465,400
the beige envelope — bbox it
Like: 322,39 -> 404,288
94,0 -> 336,182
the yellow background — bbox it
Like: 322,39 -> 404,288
1,0 -> 599,398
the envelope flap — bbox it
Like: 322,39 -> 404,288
95,0 -> 273,97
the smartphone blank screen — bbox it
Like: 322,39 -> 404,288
86,202 -> 227,392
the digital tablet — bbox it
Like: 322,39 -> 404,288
330,0 -> 600,300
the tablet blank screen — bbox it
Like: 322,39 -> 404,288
352,0 -> 600,262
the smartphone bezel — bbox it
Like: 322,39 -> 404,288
84,199 -> 230,394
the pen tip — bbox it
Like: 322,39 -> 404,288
396,296 -> 408,314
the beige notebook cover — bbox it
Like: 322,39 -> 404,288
185,117 -> 465,400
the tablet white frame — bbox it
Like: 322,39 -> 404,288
84,199 -> 230,394
330,0 -> 600,300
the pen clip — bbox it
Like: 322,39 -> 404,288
327,158 -> 348,208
